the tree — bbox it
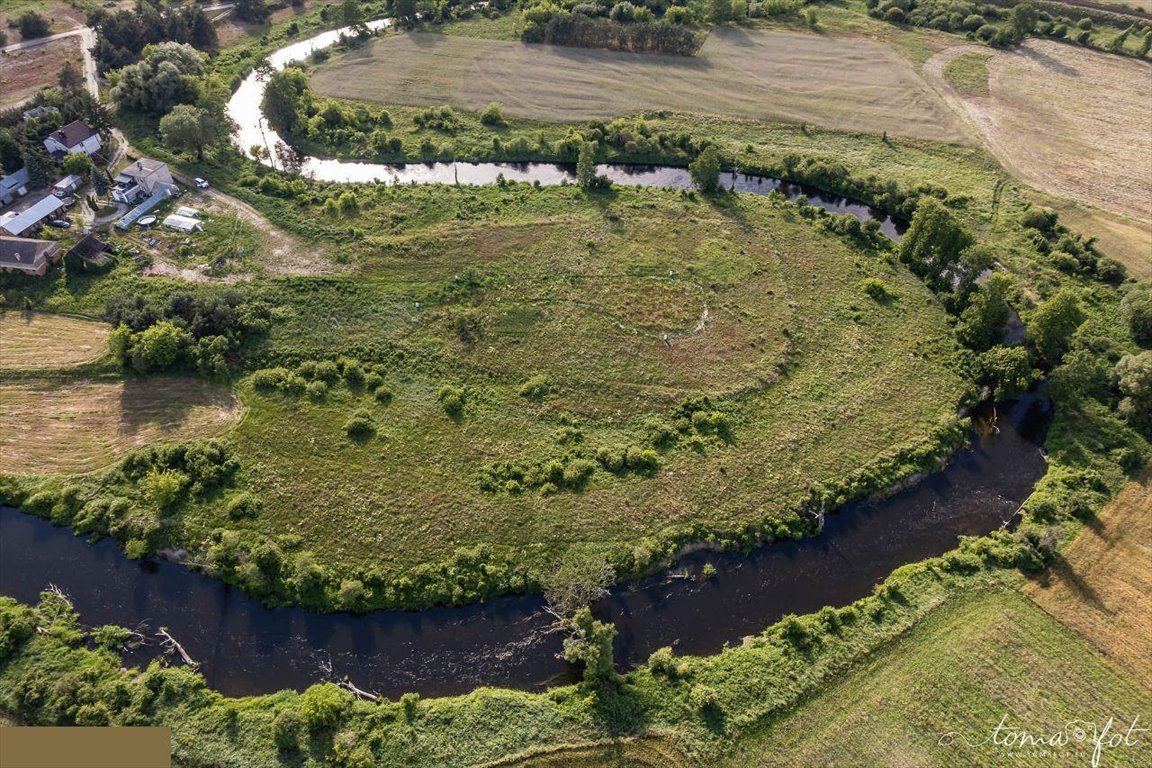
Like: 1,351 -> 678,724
576,141 -> 597,189
975,345 -> 1035,399
561,608 -> 618,688
1010,3 -> 1038,36
111,43 -> 205,114
0,130 -> 21,174
394,0 -> 418,24
90,169 -> 110,197
898,197 -> 974,291
955,272 -> 1012,351
236,0 -> 271,24
1121,283 -> 1152,347
262,68 -> 311,135
22,147 -> 53,189
17,11 -> 51,40
710,0 -> 733,22
340,0 -> 363,26
160,105 -> 219,160
1116,351 -> 1152,436
1027,289 -> 1085,364
62,153 -> 94,178
1049,348 -> 1110,402
129,321 -> 190,372
689,145 -> 722,193
59,61 -> 84,93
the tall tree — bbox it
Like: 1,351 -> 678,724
576,142 -> 597,189
22,148 -> 53,189
898,197 -> 974,291
59,61 -> 85,93
1027,289 -> 1085,364
956,272 -> 1012,351
160,105 -> 219,161
689,145 -> 722,193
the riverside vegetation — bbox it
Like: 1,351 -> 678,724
0,3 -> 1150,765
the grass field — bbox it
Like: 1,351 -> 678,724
926,40 -> 1152,223
723,588 -> 1152,767
0,312 -> 109,371
168,187 -> 968,585
310,28 -> 971,143
941,51 -> 991,98
1025,465 -> 1152,690
0,376 -> 241,474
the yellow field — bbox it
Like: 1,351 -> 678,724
0,312 -> 110,371
1025,466 -> 1152,690
311,29 -> 971,143
0,377 -> 242,474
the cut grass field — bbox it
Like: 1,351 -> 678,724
722,587 -> 1152,767
0,376 -> 241,474
0,311 -> 109,371
925,40 -> 1152,223
173,187 -> 968,588
310,28 -> 971,143
1025,465 -> 1152,690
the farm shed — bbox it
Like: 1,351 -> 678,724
0,196 -> 66,237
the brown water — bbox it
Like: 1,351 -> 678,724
0,394 -> 1050,698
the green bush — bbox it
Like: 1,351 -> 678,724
344,410 -> 376,440
438,385 -> 466,418
226,492 -> 263,520
518,374 -> 554,401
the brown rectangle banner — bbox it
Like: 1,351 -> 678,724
0,728 -> 171,768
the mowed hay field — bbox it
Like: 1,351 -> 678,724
311,29 -> 971,142
926,40 -> 1152,223
0,312 -> 110,371
0,377 -> 242,474
1025,466 -> 1152,689
723,588 -> 1152,767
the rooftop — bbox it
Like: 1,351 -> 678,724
0,236 -> 59,268
0,196 -> 65,236
48,120 -> 99,149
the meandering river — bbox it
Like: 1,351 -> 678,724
226,18 -> 907,239
0,20 -> 1051,700
0,394 -> 1050,698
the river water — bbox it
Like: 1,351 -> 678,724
226,19 -> 906,239
0,394 -> 1050,698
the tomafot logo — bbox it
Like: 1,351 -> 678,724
938,714 -> 1148,766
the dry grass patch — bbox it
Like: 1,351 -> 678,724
0,376 -> 242,474
927,41 -> 1152,222
311,29 -> 970,142
1025,465 -> 1152,690
0,312 -> 110,371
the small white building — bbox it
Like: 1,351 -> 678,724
162,214 -> 203,233
113,159 -> 175,204
173,206 -> 202,218
53,175 -> 84,197
44,120 -> 102,158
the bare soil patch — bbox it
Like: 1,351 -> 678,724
312,29 -> 971,143
926,40 -> 1152,223
0,35 -> 83,108
0,376 -> 242,474
1025,466 -> 1152,689
0,312 -> 110,371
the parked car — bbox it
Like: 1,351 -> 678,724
47,219 -> 72,229
194,178 -> 210,189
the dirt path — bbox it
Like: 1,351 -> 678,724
923,40 -> 1152,224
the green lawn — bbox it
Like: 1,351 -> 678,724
169,187 -> 967,590
943,51 -> 993,98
